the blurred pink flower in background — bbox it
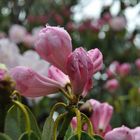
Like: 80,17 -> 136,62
104,79 -> 119,92
22,34 -> 35,47
9,24 -> 27,43
19,50 -> 49,76
0,38 -> 20,68
106,61 -> 120,78
135,58 -> 140,71
117,63 -> 131,77
109,16 -> 126,31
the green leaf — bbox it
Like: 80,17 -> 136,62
68,131 -> 95,140
25,106 -> 41,137
18,131 -> 39,140
64,125 -> 74,140
93,135 -> 104,140
41,115 -> 55,140
0,133 -> 12,140
4,105 -> 41,140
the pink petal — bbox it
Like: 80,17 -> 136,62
35,26 -> 72,73
66,47 -> 90,95
48,65 -> 70,88
10,66 -> 61,97
88,48 -> 103,74
105,126 -> 135,140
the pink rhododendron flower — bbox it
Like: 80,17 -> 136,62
104,79 -> 119,92
35,26 -> 72,73
48,65 -> 70,88
9,24 -> 27,43
131,127 -> 140,140
89,99 -> 113,136
11,26 -> 103,98
66,47 -> 93,95
10,66 -> 62,97
105,126 -> 135,140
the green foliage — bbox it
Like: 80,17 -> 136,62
4,105 -> 41,140
68,132 -> 94,140
41,115 -> 54,140
18,131 -> 39,140
0,133 -> 12,140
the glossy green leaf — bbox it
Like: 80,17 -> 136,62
4,105 -> 41,140
68,131 -> 95,140
0,133 -> 12,140
64,125 -> 74,140
18,131 -> 39,140
41,115 -> 54,140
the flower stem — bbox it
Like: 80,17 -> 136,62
12,100 -> 31,133
50,102 -> 67,118
53,112 -> 67,140
81,112 -> 94,136
60,88 -> 72,101
73,108 -> 82,140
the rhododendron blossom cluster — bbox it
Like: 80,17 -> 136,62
11,26 -> 103,99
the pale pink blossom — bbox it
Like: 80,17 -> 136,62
9,24 -> 27,43
71,99 -> 113,136
105,126 -> 135,140
22,34 -> 35,47
104,79 -> 119,92
87,48 -> 103,74
131,127 -> 140,140
11,26 -> 103,98
35,26 -> 72,73
10,66 -> 62,97
48,65 -> 70,88
66,47 -> 93,95
89,99 -> 113,136
32,26 -> 43,41
19,50 -> 49,76
0,38 -> 20,68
